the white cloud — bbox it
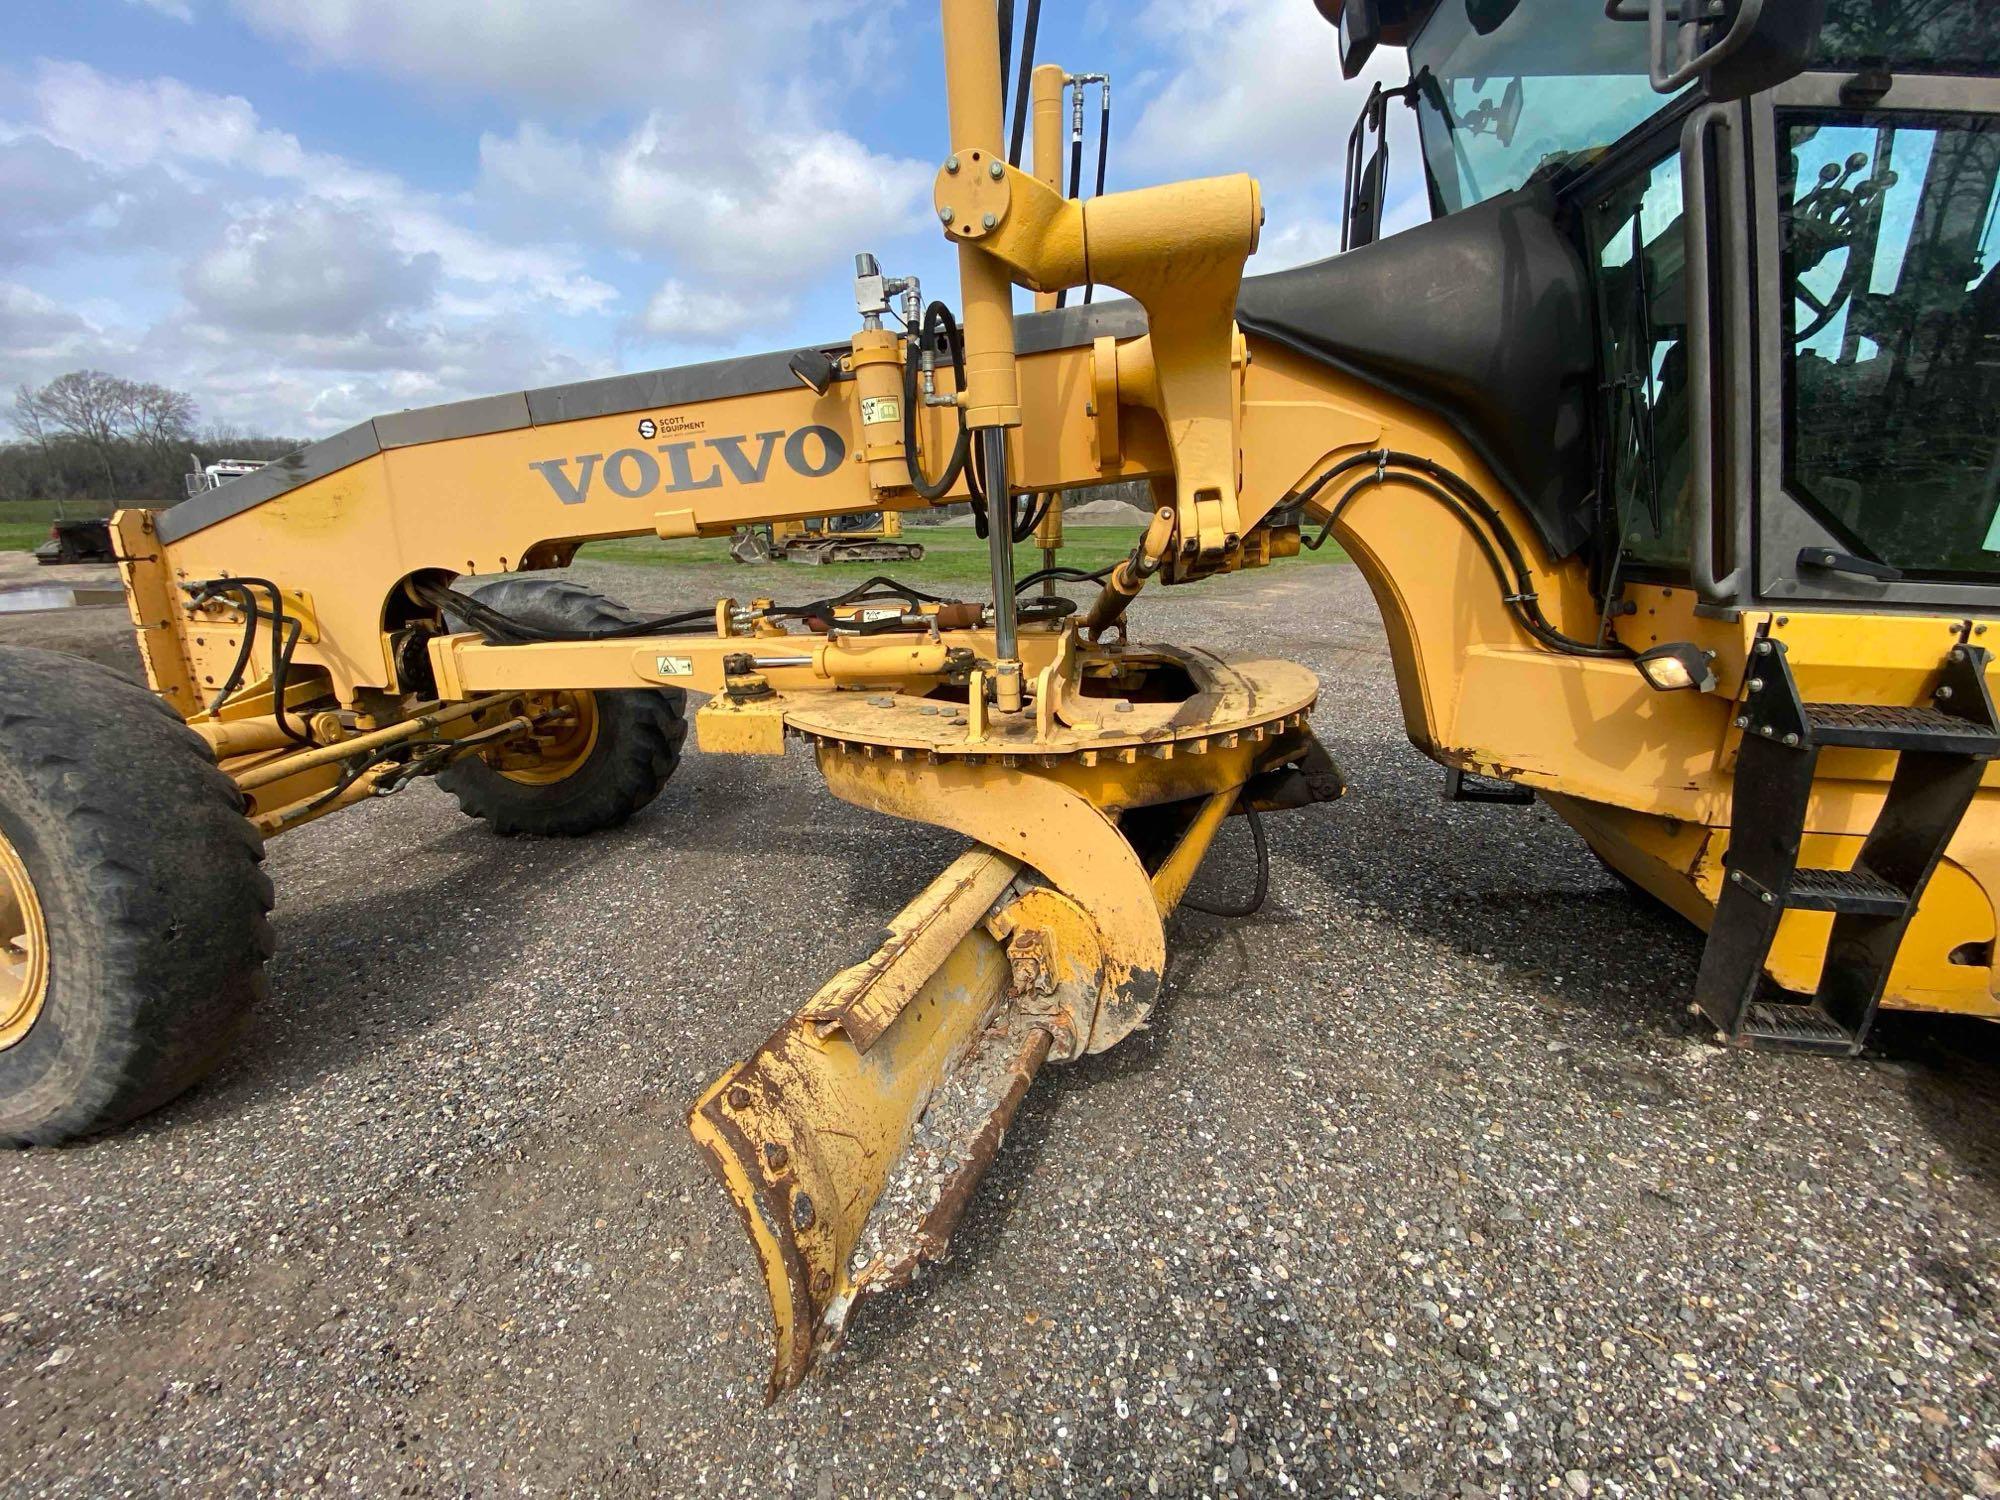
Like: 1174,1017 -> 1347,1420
1121,0 -> 1426,268
480,115 -> 932,288
600,120 -> 930,285
637,279 -> 772,345
0,283 -> 113,366
0,62 -> 621,435
1125,0 -> 1386,180
183,202 -> 441,336
478,113 -> 929,345
22,62 -> 612,315
228,0 -> 871,113
31,61 -> 305,177
1257,215 -> 1345,269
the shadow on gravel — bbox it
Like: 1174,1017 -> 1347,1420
211,825 -> 625,1113
1869,1011 -> 2000,1204
825,915 -> 1238,1386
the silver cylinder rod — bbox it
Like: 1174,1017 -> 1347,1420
981,426 -> 1020,667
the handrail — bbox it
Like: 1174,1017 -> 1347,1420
1606,0 -> 1770,96
1680,101 -> 1746,605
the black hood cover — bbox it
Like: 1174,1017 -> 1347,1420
1236,183 -> 1596,559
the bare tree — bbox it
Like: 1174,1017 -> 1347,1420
12,371 -> 199,500
23,371 -> 128,493
11,386 -> 63,518
122,381 -> 198,452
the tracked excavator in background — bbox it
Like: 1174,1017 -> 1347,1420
0,0 -> 1995,1395
728,510 -> 926,566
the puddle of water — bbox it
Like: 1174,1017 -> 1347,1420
0,586 -> 124,614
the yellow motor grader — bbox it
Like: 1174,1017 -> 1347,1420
1,0 -> 1997,1395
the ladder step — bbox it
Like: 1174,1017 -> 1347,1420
1736,1000 -> 1859,1055
1804,702 -> 2000,755
1785,865 -> 1908,916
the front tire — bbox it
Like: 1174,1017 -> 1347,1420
437,578 -> 687,837
0,646 -> 272,1145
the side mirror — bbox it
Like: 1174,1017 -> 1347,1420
1496,76 -> 1524,147
1606,0 -> 1827,103
1319,0 -> 1382,80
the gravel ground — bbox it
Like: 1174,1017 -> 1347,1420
3,557 -> 1999,1498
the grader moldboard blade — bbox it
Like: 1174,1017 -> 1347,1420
688,646 -> 1330,1396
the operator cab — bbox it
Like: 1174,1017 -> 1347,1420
1311,0 -> 2000,621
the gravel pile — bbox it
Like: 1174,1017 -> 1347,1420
1,560 -> 1996,1496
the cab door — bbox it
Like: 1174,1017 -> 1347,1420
1748,72 -> 2000,610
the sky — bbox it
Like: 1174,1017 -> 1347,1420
0,0 -> 1421,442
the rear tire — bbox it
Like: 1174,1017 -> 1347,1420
0,646 -> 272,1145
437,578 -> 688,837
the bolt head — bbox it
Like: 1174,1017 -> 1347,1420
1782,733 -> 1799,747
1938,685 -> 1956,700
1760,892 -> 1774,905
989,159 -> 1005,179
1748,677 -> 1764,692
1761,726 -> 1775,737
1951,647 -> 1965,662
1755,640 -> 1773,655
1735,715 -> 1749,728
945,155 -> 961,173
939,205 -> 955,224
982,212 -> 998,229
1730,870 -> 1743,883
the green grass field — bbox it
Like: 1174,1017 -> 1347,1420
0,513 -> 1349,588
0,524 -> 50,553
578,523 -> 1344,587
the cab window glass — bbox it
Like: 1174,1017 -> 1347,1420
1407,0 -> 1676,215
1584,150 -> 1694,573
1812,0 -> 2000,74
1782,112 -> 2000,580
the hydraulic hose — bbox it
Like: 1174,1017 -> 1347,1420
415,578 -> 715,644
902,302 -> 974,505
1006,0 -> 1042,169
1083,84 -> 1109,305
1055,92 -> 1085,312
1182,808 -> 1270,918
1296,450 -> 1629,660
195,576 -> 315,742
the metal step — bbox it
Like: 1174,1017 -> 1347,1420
1785,865 -> 1909,916
1804,701 -> 2000,756
1736,1000 -> 1859,1055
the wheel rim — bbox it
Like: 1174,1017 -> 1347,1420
0,829 -> 49,1050
496,691 -> 602,786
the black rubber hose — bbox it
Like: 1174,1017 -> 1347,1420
997,0 -> 1014,110
1083,86 -> 1110,305
224,576 -> 314,743
1014,594 -> 1077,627
902,302 -> 973,505
417,579 -> 714,644
1015,563 -> 1116,592
198,581 -> 260,717
1056,119 -> 1088,314
1013,492 -> 1052,543
1007,0 -> 1041,169
1295,451 -> 1628,659
1182,808 -> 1270,918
